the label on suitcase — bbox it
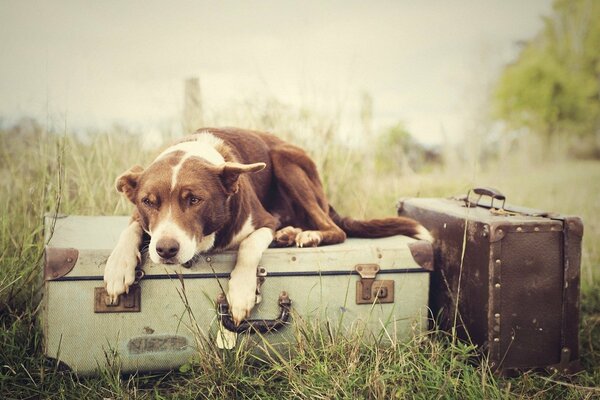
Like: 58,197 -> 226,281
397,188 -> 583,374
42,215 -> 432,374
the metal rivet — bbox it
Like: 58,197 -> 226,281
495,259 -> 501,265
534,227 -> 540,232
516,227 -> 523,232
357,266 -> 363,271
494,313 -> 500,318
494,338 -> 500,343
205,257 -> 212,262
495,283 -> 501,288
291,256 -> 296,262
66,257 -> 73,263
497,229 -> 503,235
52,272 -> 58,277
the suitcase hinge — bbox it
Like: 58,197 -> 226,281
355,264 -> 394,304
256,266 -> 267,304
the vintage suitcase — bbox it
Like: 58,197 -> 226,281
397,188 -> 583,374
42,215 -> 433,374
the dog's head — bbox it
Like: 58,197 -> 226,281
116,151 -> 265,264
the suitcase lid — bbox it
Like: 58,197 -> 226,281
44,215 -> 431,280
398,197 -> 562,225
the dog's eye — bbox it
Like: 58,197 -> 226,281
142,198 -> 154,207
189,196 -> 202,206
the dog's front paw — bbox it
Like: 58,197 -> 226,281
295,230 -> 323,247
227,273 -> 257,325
274,226 -> 302,247
104,245 -> 140,304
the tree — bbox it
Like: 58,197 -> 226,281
374,122 -> 440,174
493,0 -> 600,142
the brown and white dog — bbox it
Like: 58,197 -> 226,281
104,127 -> 432,324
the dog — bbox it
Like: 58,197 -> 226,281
104,127 -> 433,325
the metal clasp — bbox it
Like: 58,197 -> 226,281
355,264 -> 394,304
94,286 -> 141,313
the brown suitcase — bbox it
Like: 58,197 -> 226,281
397,188 -> 583,375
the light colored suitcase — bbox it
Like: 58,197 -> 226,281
42,215 -> 433,374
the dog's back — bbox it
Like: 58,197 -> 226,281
189,127 -> 433,244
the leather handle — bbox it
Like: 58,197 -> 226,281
473,187 -> 506,201
217,291 -> 292,334
466,187 -> 507,209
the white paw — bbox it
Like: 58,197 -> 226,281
227,272 -> 257,325
103,244 -> 140,304
295,230 -> 322,248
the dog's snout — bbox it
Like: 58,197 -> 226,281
156,237 -> 180,260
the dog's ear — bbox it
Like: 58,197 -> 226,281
116,165 -> 144,203
219,162 -> 266,195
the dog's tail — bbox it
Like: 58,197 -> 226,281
329,206 -> 433,242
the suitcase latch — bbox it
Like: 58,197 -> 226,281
355,264 -> 394,304
94,286 -> 141,313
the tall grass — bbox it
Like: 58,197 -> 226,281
0,114 -> 599,399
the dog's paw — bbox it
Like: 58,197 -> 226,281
295,230 -> 323,248
227,273 -> 257,325
104,245 -> 140,304
274,226 -> 302,247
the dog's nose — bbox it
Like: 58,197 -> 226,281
156,238 -> 180,260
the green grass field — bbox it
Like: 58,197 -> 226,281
0,126 -> 599,399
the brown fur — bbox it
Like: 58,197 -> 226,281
207,128 -> 423,247
117,127 -> 426,253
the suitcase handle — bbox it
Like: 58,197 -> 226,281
216,291 -> 292,334
466,187 -> 506,209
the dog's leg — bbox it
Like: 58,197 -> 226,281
271,145 -> 345,248
227,227 -> 274,325
104,220 -> 143,304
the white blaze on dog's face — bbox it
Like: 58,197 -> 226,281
115,138 -> 265,265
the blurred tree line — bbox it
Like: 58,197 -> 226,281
374,123 -> 441,174
493,0 -> 600,156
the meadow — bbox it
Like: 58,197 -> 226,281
0,116 -> 599,399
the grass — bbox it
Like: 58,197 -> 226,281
0,119 -> 599,399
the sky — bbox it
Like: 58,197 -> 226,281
0,0 -> 554,145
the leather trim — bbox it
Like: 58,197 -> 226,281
564,216 -> 584,238
44,247 -> 79,280
408,240 -> 434,271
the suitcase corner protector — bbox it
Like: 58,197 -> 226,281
44,247 -> 79,280
563,216 -> 584,238
408,240 -> 434,271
